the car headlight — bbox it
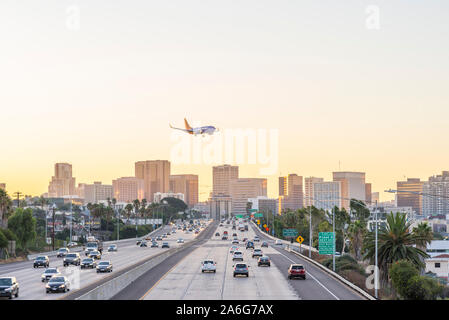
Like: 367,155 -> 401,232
59,284 -> 65,288
4,287 -> 12,292
45,284 -> 50,288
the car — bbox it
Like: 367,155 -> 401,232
232,239 -> 239,245
136,239 -> 143,246
63,253 -> 81,266
46,276 -> 70,293
194,230 -> 199,234
96,261 -> 113,273
246,241 -> 254,249
242,237 -> 248,242
156,236 -> 163,241
80,258 -> 97,269
176,238 -> 184,243
57,248 -> 69,258
33,256 -> 49,268
253,237 -> 260,242
232,225 -> 236,230
201,260 -> 217,273
162,234 -> 167,238
150,241 -> 159,248
233,263 -> 249,277
140,241 -> 148,247
167,232 -> 171,235
229,245 -> 239,254
275,239 -> 283,246
161,242 -> 170,248
258,256 -> 271,267
0,277 -> 19,299
232,251 -> 244,261
222,235 -> 228,240
88,250 -> 101,260
67,242 -> 78,248
215,232 -> 220,237
232,233 -> 237,237
252,249 -> 263,258
288,264 -> 306,280
261,241 -> 269,248
41,268 -> 61,282
108,244 -> 118,252
219,223 -> 223,227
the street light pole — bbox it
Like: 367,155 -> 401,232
332,205 -> 335,272
375,200 -> 379,299
52,205 -> 56,252
69,199 -> 72,245
309,205 -> 312,258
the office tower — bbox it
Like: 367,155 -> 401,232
304,177 -> 324,207
422,171 -> 449,217
313,181 -> 342,211
48,163 -> 76,197
365,183 -> 372,204
153,192 -> 185,203
248,196 -> 278,215
397,178 -> 424,216
209,195 -> 232,220
332,172 -> 366,210
169,174 -> 199,207
278,174 -> 304,211
83,182 -> 113,204
229,178 -> 267,215
279,176 -> 287,196
76,183 -> 86,199
112,177 -> 145,203
212,165 -> 239,196
135,160 -> 170,202
0,183 -> 5,191
371,192 -> 380,204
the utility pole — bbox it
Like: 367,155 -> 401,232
52,205 -> 56,251
332,205 -> 336,272
13,191 -> 23,208
309,205 -> 312,258
375,200 -> 379,299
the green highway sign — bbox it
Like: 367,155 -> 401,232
254,213 -> 263,218
235,215 -> 243,218
319,232 -> 334,255
282,228 -> 298,237
249,209 -> 257,212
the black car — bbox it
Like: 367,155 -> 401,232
80,258 -> 97,269
233,263 -> 249,277
222,235 -> 228,240
257,256 -> 271,267
246,241 -> 254,249
46,276 -> 70,293
0,277 -> 19,299
215,232 -> 220,236
41,268 -> 60,282
33,256 -> 49,268
261,241 -> 269,248
96,261 -> 113,273
140,241 -> 148,247
63,253 -> 81,267
162,242 -> 170,248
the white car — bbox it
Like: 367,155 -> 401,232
201,260 -> 217,273
177,238 -> 184,243
232,251 -> 244,261
275,239 -> 283,245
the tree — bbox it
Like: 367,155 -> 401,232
0,229 -> 8,249
7,208 -> 36,252
389,260 -> 420,299
124,204 -> 134,223
0,189 -> 13,228
348,220 -> 366,261
412,222 -> 433,252
350,199 -> 370,221
363,212 -> 429,284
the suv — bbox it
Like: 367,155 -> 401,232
232,251 -> 244,261
215,232 -> 220,237
233,263 -> 249,277
252,249 -> 263,258
288,264 -> 306,280
162,242 -> 170,248
258,256 -> 271,267
201,260 -> 217,273
246,241 -> 254,249
57,248 -> 69,258
261,241 -> 269,248
33,256 -> 50,268
63,253 -> 81,267
0,277 -> 19,299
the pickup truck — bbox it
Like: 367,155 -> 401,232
84,237 -> 103,256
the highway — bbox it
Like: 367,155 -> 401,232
0,221 -> 211,300
116,222 -> 365,300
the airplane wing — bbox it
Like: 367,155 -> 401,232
169,123 -> 193,134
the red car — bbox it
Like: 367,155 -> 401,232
288,264 -> 306,280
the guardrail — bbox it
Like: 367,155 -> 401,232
74,222 -> 216,300
27,225 -> 165,261
250,221 -> 376,300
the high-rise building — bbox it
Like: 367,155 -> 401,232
313,181 -> 342,211
278,174 -> 303,211
279,176 -> 287,196
48,163 -> 76,197
112,177 -> 145,203
304,177 -> 324,207
248,196 -> 278,215
422,171 -> 449,217
0,183 -> 5,191
371,192 -> 380,204
83,182 -> 113,204
397,178 -> 424,216
76,183 -> 86,199
365,183 -> 372,205
213,165 -> 239,196
229,178 -> 267,215
153,192 -> 185,203
209,195 -> 232,220
169,174 -> 199,207
135,160 -> 170,202
332,172 -> 366,210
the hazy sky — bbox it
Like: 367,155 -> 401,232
1,1 -> 448,202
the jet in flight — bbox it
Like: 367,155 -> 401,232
169,118 -> 219,136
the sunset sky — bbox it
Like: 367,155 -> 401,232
1,1 -> 448,202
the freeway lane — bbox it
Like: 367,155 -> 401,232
0,222 -> 210,300
140,224 -> 298,300
251,224 -> 365,300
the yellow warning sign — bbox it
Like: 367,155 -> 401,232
296,235 -> 304,244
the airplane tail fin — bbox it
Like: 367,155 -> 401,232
184,118 -> 193,131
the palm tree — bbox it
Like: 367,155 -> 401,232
0,189 -> 13,228
124,204 -> 133,223
412,222 -> 433,252
141,199 -> 147,225
348,220 -> 366,261
363,212 -> 429,284
132,200 -> 140,236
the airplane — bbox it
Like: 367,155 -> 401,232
169,118 -> 219,136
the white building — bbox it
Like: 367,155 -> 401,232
153,192 -> 185,203
426,240 -> 449,258
313,181 -> 342,211
304,177 -> 323,207
425,254 -> 449,280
